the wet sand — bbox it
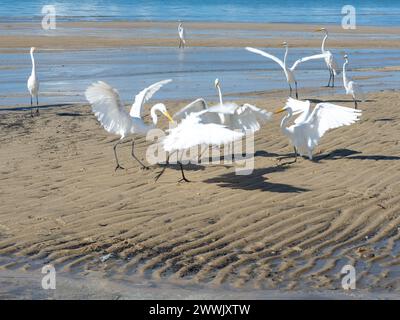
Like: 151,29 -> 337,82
1,90 -> 400,298
1,21 -> 400,50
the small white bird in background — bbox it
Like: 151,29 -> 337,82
275,98 -> 362,161
246,42 -> 329,99
316,28 -> 341,87
27,47 -> 40,116
85,79 -> 174,171
158,108 -> 244,182
343,54 -> 365,109
178,22 -> 186,49
173,79 -> 272,134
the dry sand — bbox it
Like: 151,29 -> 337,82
1,90 -> 399,296
1,21 -> 400,51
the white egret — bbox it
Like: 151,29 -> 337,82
275,98 -> 362,160
316,28 -> 341,87
178,22 -> 186,49
173,79 -> 272,134
27,47 -> 39,116
246,42 -> 329,99
343,55 -> 364,109
157,109 -> 244,182
85,79 -> 174,171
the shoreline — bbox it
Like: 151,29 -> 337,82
1,21 -> 400,50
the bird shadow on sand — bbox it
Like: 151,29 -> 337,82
313,149 -> 400,162
56,112 -> 87,117
203,165 -> 309,193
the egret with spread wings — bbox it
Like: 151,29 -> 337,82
85,79 -> 174,171
275,98 -> 362,160
246,42 -> 329,98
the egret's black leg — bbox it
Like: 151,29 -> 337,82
30,96 -> 34,117
354,99 -> 358,109
131,140 -> 148,170
289,84 -> 292,97
154,155 -> 170,182
177,161 -> 190,182
36,95 -> 39,115
113,140 -> 125,171
326,70 -> 332,87
332,73 -> 335,87
294,147 -> 298,162
295,82 -> 299,99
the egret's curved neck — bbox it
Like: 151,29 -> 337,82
321,32 -> 328,53
30,51 -> 36,76
343,60 -> 348,86
280,111 -> 293,136
216,84 -> 223,105
150,106 -> 160,126
283,46 -> 289,69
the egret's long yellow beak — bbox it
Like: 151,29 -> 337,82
315,28 -> 323,32
163,111 -> 174,123
274,108 -> 286,114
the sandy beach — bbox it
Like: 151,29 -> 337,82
1,18 -> 400,299
1,89 -> 400,297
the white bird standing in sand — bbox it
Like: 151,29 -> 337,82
246,42 -> 329,99
178,22 -> 186,49
275,98 -> 362,160
156,108 -> 244,182
316,28 -> 341,87
85,79 -> 174,171
343,54 -> 364,109
173,79 -> 272,134
27,47 -> 39,116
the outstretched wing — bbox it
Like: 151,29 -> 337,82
162,113 -> 244,153
285,98 -> 311,124
306,102 -> 362,140
290,53 -> 328,71
173,98 -> 208,121
85,81 -> 133,137
245,47 -> 285,70
130,79 -> 172,118
230,103 -> 272,133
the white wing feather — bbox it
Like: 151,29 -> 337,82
245,47 -> 285,70
85,81 -> 132,137
130,79 -> 172,117
285,98 -> 311,124
173,98 -> 208,120
306,102 -> 362,141
162,112 -> 244,153
229,103 -> 272,133
290,53 -> 329,71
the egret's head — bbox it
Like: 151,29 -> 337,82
282,41 -> 288,48
30,47 -> 36,53
344,54 -> 349,62
152,103 -> 174,123
214,78 -> 220,88
316,27 -> 327,33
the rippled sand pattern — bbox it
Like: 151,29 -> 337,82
0,91 -> 399,292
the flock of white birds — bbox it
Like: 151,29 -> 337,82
26,23 -> 364,182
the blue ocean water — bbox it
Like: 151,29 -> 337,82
0,0 -> 400,26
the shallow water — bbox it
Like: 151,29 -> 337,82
1,0 -> 400,26
1,47 -> 399,107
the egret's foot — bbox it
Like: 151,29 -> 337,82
140,166 -> 150,171
178,177 -> 191,183
114,164 -> 125,171
36,109 -> 40,116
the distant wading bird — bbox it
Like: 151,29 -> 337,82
316,28 -> 341,87
27,47 -> 39,116
275,98 -> 362,161
85,80 -> 174,171
246,42 -> 329,99
343,55 -> 364,109
178,22 -> 186,48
